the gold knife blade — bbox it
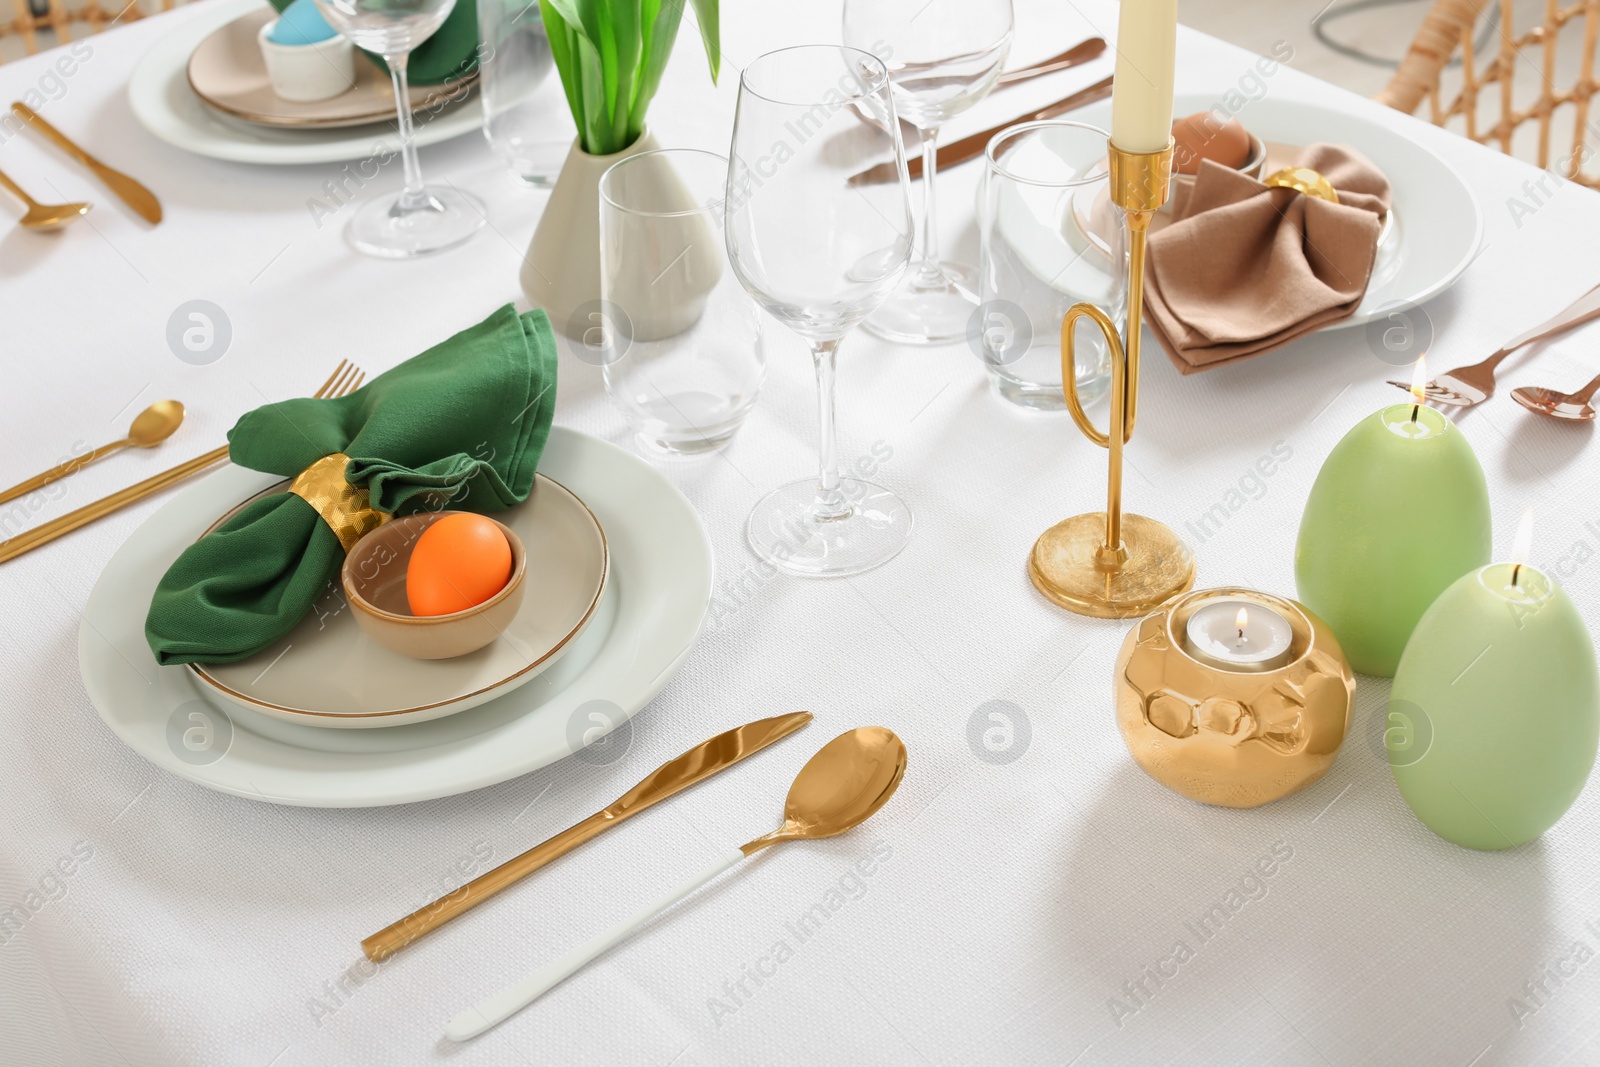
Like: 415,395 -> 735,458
850,74 -> 1115,186
360,710 -> 815,961
10,102 -> 163,224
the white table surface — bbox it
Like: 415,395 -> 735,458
5,1 -> 1600,1064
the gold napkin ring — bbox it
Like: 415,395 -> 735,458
1263,166 -> 1340,204
289,453 -> 389,553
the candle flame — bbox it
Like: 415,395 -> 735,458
1409,355 -> 1428,406
1511,508 -> 1535,565
1235,606 -> 1249,631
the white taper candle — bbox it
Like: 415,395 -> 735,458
1110,0 -> 1178,153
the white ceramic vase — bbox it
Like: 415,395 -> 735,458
521,130 -> 662,339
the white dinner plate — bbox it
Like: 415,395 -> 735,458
1072,94 -> 1483,328
129,0 -> 480,165
78,427 -> 714,807
189,473 -> 608,728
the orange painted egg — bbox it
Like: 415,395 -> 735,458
405,513 -> 512,617
1171,112 -> 1253,175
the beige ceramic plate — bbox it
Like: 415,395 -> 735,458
188,474 -> 608,727
186,6 -> 476,129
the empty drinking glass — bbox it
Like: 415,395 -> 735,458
975,120 -> 1120,409
599,148 -> 765,454
315,0 -> 485,256
843,0 -> 1012,345
725,45 -> 915,577
476,0 -> 570,185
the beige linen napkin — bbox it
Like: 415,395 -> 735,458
1143,143 -> 1393,374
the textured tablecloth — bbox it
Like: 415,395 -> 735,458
5,1 -> 1600,1064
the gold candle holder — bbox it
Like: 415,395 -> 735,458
1115,588 -> 1355,808
1028,140 -> 1195,617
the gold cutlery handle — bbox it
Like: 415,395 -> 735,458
0,440 -> 127,508
363,811 -> 616,961
0,166 -> 35,208
11,102 -> 97,168
0,444 -> 228,565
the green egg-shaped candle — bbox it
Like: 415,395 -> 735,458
1295,404 -> 1490,675
1388,560 -> 1599,849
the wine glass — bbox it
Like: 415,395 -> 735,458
843,0 -> 1012,344
314,0 -> 486,257
725,45 -> 915,577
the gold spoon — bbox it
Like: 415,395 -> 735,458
0,167 -> 90,230
1512,371 -> 1600,421
0,400 -> 185,507
445,726 -> 908,1042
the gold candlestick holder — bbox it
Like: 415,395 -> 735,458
1029,140 -> 1196,618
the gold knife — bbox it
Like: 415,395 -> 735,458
360,710 -> 815,961
850,74 -> 1115,186
10,102 -> 162,224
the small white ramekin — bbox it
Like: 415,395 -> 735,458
257,18 -> 356,103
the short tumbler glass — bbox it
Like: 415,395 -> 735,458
600,148 -> 765,454
975,121 -> 1122,410
476,0 -> 568,185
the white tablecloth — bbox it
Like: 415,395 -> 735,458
5,1 -> 1600,1064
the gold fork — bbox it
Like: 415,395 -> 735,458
0,361 -> 366,566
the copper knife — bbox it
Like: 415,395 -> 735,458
10,102 -> 163,224
360,710 -> 814,961
851,74 -> 1114,186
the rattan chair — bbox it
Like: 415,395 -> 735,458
1379,0 -> 1600,188
2,0 -> 189,62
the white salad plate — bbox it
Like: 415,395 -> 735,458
129,0 -> 480,165
189,472 -> 608,728
79,427 -> 714,807
1070,94 -> 1482,328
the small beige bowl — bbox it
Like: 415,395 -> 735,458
1163,134 -> 1268,216
342,511 -> 527,661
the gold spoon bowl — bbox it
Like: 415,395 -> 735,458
0,166 -> 91,231
740,725 -> 908,854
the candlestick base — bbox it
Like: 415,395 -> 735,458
1029,512 -> 1195,618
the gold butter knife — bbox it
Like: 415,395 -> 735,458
360,710 -> 815,962
10,102 -> 162,224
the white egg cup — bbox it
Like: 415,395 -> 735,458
257,18 -> 356,103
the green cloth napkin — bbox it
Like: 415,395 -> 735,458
268,0 -> 479,86
145,305 -> 558,667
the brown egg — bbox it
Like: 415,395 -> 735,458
1171,112 -> 1254,175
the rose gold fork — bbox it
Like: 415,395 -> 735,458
1387,285 -> 1600,408
0,361 -> 366,565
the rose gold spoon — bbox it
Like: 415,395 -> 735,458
1512,371 -> 1600,421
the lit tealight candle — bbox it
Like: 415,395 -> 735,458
1184,597 -> 1295,672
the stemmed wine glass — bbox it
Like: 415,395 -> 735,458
843,0 -> 1013,344
314,0 -> 486,257
725,45 -> 915,577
